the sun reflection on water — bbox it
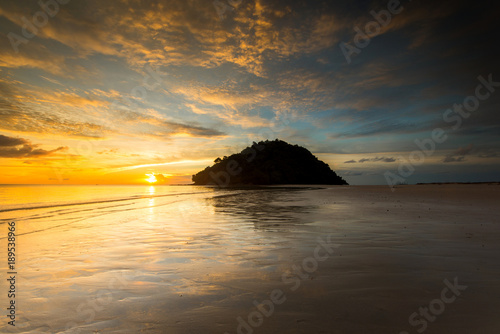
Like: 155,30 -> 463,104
148,186 -> 155,218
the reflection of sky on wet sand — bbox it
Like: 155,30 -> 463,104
0,186 -> 325,333
1,185 -> 500,333
208,187 -> 320,231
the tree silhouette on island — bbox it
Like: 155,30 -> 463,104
192,139 -> 348,186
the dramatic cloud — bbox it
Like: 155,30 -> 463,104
0,0 -> 498,184
0,134 -> 27,146
0,134 -> 67,158
0,106 -> 111,138
110,109 -> 225,138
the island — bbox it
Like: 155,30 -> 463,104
192,139 -> 348,186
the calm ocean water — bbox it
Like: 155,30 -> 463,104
0,184 -> 212,213
0,185 -> 314,237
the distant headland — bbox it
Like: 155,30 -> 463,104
192,139 -> 348,186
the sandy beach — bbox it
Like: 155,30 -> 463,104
1,184 -> 499,333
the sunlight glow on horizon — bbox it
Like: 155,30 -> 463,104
146,173 -> 157,183
103,159 -> 214,175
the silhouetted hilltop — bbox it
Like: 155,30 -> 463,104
192,139 -> 348,186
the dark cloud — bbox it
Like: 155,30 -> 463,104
158,121 -> 225,137
0,134 -> 68,158
478,148 -> 500,159
443,144 -> 474,163
349,156 -> 397,163
454,144 -> 474,157
329,119 -> 431,139
0,134 -> 28,147
0,144 -> 67,158
112,110 -> 225,138
443,156 -> 466,163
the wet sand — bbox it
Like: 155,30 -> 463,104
1,184 -> 499,333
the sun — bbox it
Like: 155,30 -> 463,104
146,173 -> 157,183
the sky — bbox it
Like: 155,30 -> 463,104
0,0 -> 499,185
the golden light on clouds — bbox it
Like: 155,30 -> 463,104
0,0 -> 498,185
